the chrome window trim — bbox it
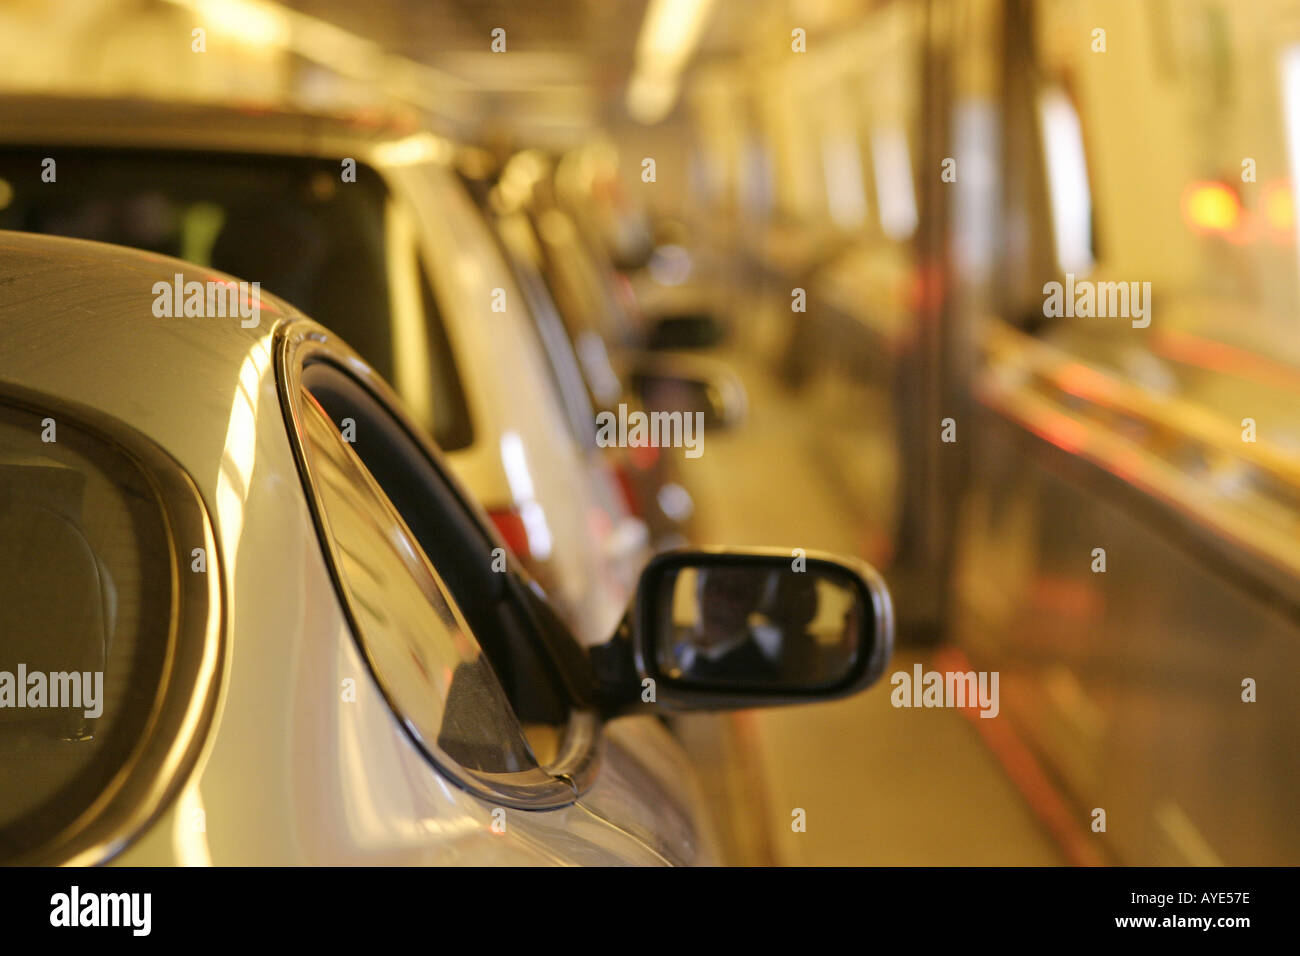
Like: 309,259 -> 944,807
275,319 -> 602,809
544,710 -> 601,795
0,385 -> 224,866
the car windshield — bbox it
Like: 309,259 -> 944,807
0,146 -> 471,450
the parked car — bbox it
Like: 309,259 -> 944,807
0,96 -> 643,646
460,149 -> 748,549
0,232 -> 894,865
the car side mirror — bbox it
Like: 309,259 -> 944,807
645,312 -> 726,350
593,548 -> 893,712
628,352 -> 748,431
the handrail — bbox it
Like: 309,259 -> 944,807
979,319 -> 1300,598
983,320 -> 1300,490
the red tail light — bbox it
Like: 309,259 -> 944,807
487,505 -> 563,597
610,460 -> 643,519
487,507 -> 531,561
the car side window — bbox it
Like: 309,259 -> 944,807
296,390 -> 540,776
492,209 -> 601,446
284,350 -> 580,793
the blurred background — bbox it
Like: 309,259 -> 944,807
2,0 -> 1298,865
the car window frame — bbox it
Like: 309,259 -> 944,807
274,318 -> 603,807
483,203 -> 602,447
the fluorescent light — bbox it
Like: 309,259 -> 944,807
636,0 -> 715,74
194,0 -> 290,47
626,0 -> 716,123
627,73 -> 680,125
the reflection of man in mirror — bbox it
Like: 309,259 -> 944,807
754,572 -> 821,683
675,567 -> 781,682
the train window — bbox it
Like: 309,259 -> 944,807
1027,1 -> 1300,358
965,0 -> 1300,470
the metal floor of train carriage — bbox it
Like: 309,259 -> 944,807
673,354 -> 1066,866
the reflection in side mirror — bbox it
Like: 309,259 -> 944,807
627,548 -> 893,710
656,565 -> 862,689
629,353 -> 748,431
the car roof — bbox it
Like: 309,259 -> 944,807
0,95 -> 428,162
0,230 -> 298,490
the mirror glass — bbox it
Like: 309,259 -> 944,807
652,563 -> 865,690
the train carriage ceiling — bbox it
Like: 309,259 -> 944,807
0,0 -> 887,145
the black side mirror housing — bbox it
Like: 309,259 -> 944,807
645,312 -> 726,350
627,351 -> 748,431
594,548 -> 893,713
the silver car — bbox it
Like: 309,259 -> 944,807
0,96 -> 644,647
0,232 -> 893,865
